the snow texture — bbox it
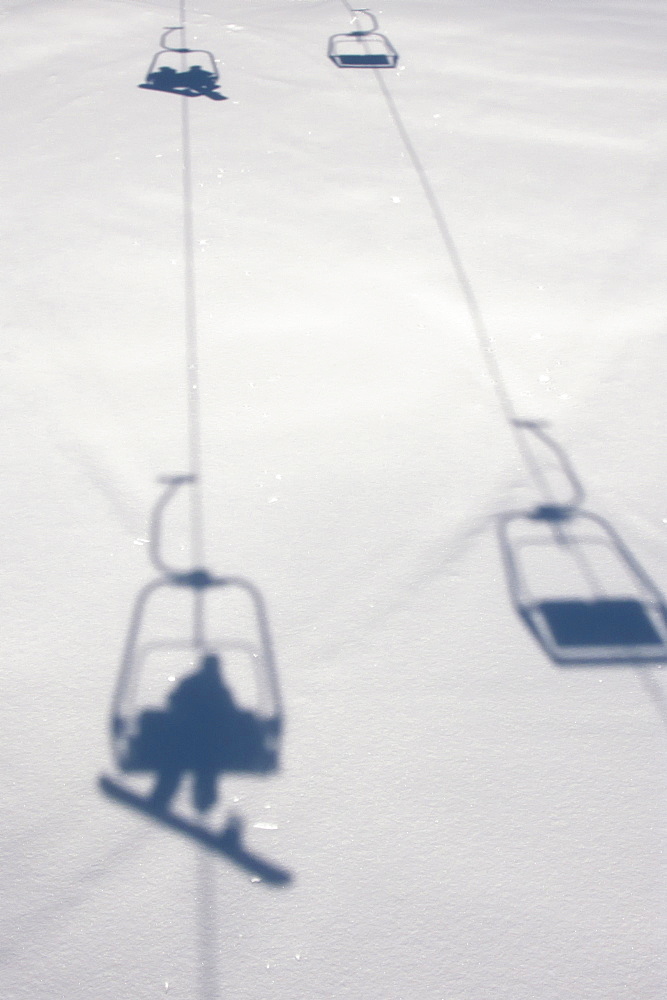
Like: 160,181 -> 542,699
1,0 -> 665,997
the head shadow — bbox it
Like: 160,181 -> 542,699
498,421 -> 667,667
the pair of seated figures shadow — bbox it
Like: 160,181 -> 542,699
143,64 -> 224,98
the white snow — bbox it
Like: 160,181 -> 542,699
1,0 -> 665,997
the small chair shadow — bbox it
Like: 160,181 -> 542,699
327,11 -> 399,68
139,28 -> 227,100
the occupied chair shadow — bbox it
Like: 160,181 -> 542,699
100,475 -> 291,885
139,25 -> 227,100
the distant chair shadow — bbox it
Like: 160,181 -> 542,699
327,10 -> 399,68
139,26 -> 227,100
498,422 -> 667,666
100,476 -> 291,885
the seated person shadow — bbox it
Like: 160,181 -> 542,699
128,654 -> 271,814
179,65 -> 219,95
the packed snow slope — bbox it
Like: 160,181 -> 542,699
1,0 -> 665,997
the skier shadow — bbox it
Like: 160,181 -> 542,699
498,421 -> 667,667
125,652 -> 278,813
100,652 -> 290,885
139,65 -> 227,100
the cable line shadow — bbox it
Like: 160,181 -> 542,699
139,26 -> 227,100
498,422 -> 667,666
99,476 -> 291,886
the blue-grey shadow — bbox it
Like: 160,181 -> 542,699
139,26 -> 227,100
100,476 -> 291,885
328,10 -> 399,68
498,422 -> 667,666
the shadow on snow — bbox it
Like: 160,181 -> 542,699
139,25 -> 227,100
100,475 -> 291,886
498,421 -> 667,667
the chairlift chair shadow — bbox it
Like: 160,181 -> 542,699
140,26 -> 226,99
108,476 -> 282,794
499,422 -> 667,665
328,9 -> 399,68
499,506 -> 667,665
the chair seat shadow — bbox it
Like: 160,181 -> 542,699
532,597 -> 664,650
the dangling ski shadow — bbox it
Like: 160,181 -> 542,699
498,421 -> 667,666
139,26 -> 227,100
99,476 -> 292,885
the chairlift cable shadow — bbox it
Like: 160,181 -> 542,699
329,1 -> 552,506
328,2 -> 667,667
101,0 -> 289,880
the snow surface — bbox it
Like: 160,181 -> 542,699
1,0 -> 665,997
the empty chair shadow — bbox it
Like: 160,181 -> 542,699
328,10 -> 399,69
499,423 -> 667,666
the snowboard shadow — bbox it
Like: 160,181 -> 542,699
99,777 -> 291,885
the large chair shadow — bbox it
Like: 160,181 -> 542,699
139,26 -> 227,100
100,475 -> 291,885
498,421 -> 667,666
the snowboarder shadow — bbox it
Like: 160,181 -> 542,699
139,65 -> 228,100
100,651 -> 291,884
125,653 -> 277,813
100,475 -> 291,883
